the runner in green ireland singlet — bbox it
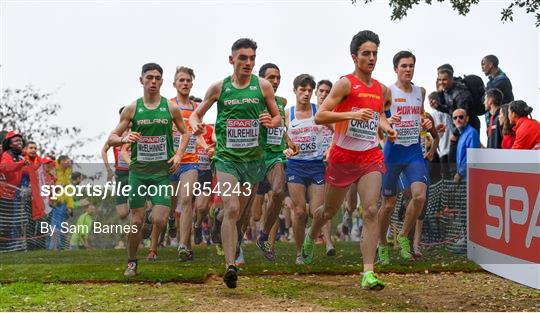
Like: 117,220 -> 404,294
107,63 -> 189,278
189,39 -> 281,289
254,63 -> 298,262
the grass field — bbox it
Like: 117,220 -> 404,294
1,242 -> 539,311
0,242 -> 479,283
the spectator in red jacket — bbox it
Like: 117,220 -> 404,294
498,104 -> 516,149
24,141 -> 42,167
0,131 -> 28,199
508,100 -> 540,150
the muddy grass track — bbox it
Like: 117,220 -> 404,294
1,272 -> 539,311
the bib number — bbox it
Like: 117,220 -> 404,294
226,119 -> 259,148
346,109 -> 379,142
137,135 -> 167,162
267,126 -> 284,145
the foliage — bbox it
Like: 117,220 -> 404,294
0,86 -> 103,161
352,0 -> 540,27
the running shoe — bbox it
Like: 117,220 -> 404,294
326,244 -> 336,257
295,255 -> 304,265
223,265 -> 238,289
397,235 -> 412,261
234,246 -> 245,266
147,249 -> 157,261
377,244 -> 390,265
167,216 -> 176,238
256,236 -> 276,262
194,225 -> 203,245
300,234 -> 314,265
361,271 -> 385,290
123,260 -> 138,277
178,246 -> 194,262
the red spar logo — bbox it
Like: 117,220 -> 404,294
469,168 -> 540,263
485,183 -> 540,248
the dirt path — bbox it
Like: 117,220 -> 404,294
2,272 -> 539,311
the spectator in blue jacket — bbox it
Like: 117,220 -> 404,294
481,55 -> 514,128
452,108 -> 481,183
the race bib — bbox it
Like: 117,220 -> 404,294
321,126 -> 333,152
291,125 -> 320,159
267,126 -> 284,145
346,109 -> 379,142
394,120 -> 420,146
173,132 -> 197,153
226,119 -> 259,148
137,135 -> 167,162
198,146 -> 210,170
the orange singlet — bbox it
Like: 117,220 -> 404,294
170,97 -> 198,164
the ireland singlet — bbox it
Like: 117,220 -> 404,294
215,75 -> 266,162
261,96 -> 286,153
130,97 -> 174,176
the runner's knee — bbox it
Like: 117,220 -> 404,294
363,205 -> 378,221
293,207 -> 307,221
412,192 -> 426,206
223,204 -> 241,221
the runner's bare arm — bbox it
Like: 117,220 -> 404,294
190,81 -> 222,134
120,143 -> 131,165
107,102 -> 138,147
425,112 -> 439,161
383,83 -> 400,124
100,143 -> 113,179
196,134 -> 208,150
259,78 -> 281,128
315,77 -> 368,124
379,85 -> 397,141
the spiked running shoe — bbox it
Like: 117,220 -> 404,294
177,246 -> 194,262
223,265 -> 239,289
397,235 -> 412,261
256,236 -> 276,262
361,271 -> 385,290
300,234 -> 314,265
377,244 -> 390,265
124,260 -> 138,277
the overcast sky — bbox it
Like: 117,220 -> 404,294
1,0 -> 538,159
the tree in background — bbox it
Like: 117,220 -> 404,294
353,0 -> 539,27
1,86 -> 103,161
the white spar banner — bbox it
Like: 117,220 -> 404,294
467,148 -> 540,290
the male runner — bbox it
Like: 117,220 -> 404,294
315,79 -> 336,256
107,63 -> 189,277
377,51 -> 433,264
101,107 -> 131,220
189,38 -> 281,288
193,124 -> 215,245
285,74 -> 326,265
255,63 -> 298,261
169,66 -> 204,261
300,30 -> 396,290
